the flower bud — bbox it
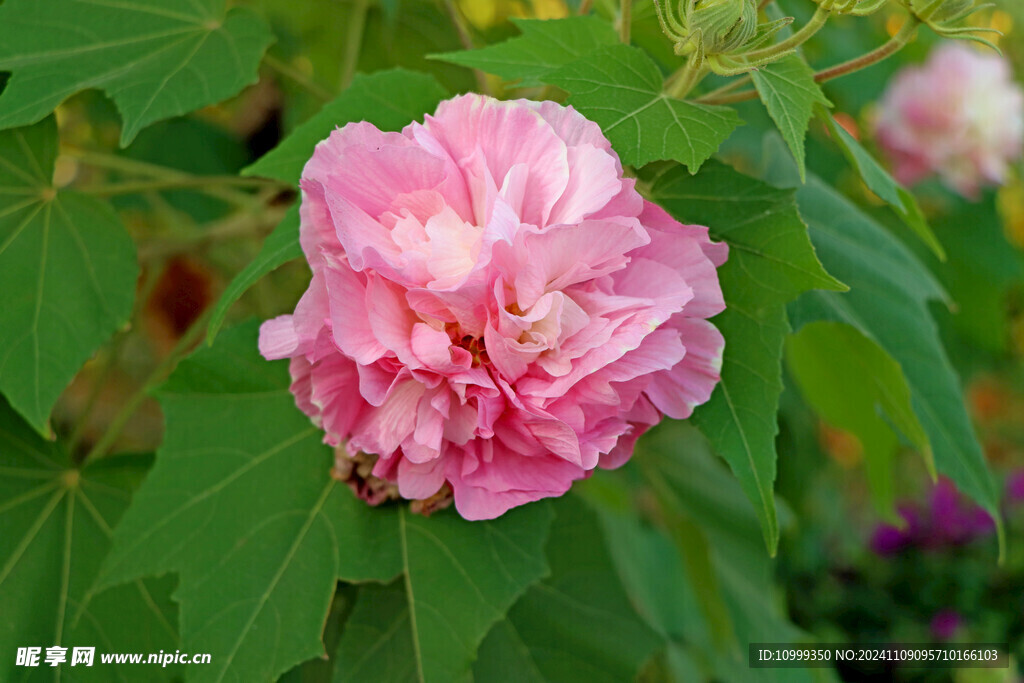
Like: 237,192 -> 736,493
688,0 -> 758,55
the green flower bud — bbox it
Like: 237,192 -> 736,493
687,0 -> 758,55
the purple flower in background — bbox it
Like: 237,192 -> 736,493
870,504 -> 922,556
1006,469 -> 1024,505
930,609 -> 963,641
869,478 -> 994,556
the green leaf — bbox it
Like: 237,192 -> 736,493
245,69 -> 449,184
546,45 -> 742,170
647,161 -> 846,553
0,0 -> 273,146
624,423 -> 821,683
472,496 -> 661,683
398,505 -> 553,683
100,322 -> 552,682
333,582 -> 419,683
96,322 -> 403,683
819,111 -> 946,261
751,55 -> 831,183
0,118 -> 136,435
206,204 -> 301,344
431,16 -> 617,89
786,321 -> 932,519
333,504 -> 554,683
0,397 -> 180,682
789,177 -> 1002,551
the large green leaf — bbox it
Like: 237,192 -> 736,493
751,55 -> 831,182
786,321 -> 931,520
647,161 -> 845,553
333,504 -> 554,683
398,505 -> 553,683
789,177 -> 1002,548
819,112 -> 945,260
206,204 -> 302,344
546,45 -> 742,171
605,423 -> 824,683
0,0 -> 273,146
95,323 -> 402,683
431,16 -> 617,89
99,322 -> 552,682
0,118 -> 136,436
244,69 -> 449,184
471,496 -> 661,683
0,397 -> 180,682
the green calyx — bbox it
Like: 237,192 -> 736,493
904,0 -> 1001,49
654,0 -> 794,76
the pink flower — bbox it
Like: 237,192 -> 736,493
259,94 -> 727,520
875,43 -> 1024,199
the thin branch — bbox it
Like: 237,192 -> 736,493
697,17 -> 921,105
340,0 -> 370,89
83,306 -> 214,463
443,0 -> 491,95
264,54 -> 333,101
619,0 -> 632,44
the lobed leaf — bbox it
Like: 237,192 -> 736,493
0,0 -> 273,146
0,118 -> 137,436
431,16 -> 618,89
333,504 -> 554,683
647,161 -> 846,553
546,45 -> 742,171
100,322 -> 552,682
96,323 -> 400,683
0,397 -> 180,682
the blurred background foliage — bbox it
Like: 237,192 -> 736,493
23,0 -> 1024,680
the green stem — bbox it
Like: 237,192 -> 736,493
697,17 -> 921,105
66,148 -> 279,208
83,306 -> 214,463
136,202 -> 286,261
66,264 -> 164,456
579,0 -> 594,14
340,0 -> 369,90
665,59 -> 708,100
264,54 -> 333,101
744,6 -> 831,61
619,0 -> 632,44
443,0 -> 491,95
813,16 -> 920,83
76,176 -> 284,197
